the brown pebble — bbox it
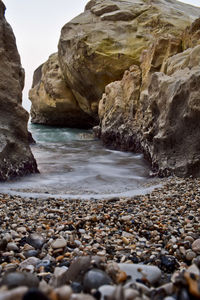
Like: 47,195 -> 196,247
116,270 -> 127,283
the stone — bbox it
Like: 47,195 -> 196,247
4,233 -> 12,242
98,285 -> 116,300
0,1 -> 38,181
163,45 -> 200,75
30,0 -> 200,129
184,236 -> 194,243
26,233 -> 45,249
54,285 -> 72,300
19,257 -> 40,270
70,294 -> 95,300
124,288 -> 140,299
0,286 -> 28,300
187,264 -> 200,276
118,263 -> 161,284
22,289 -> 49,300
0,238 -> 7,251
24,250 -> 39,258
98,65 -> 142,151
160,256 -> 179,273
183,17 -> 200,50
192,239 -> 200,254
29,53 -> 96,128
97,15 -> 200,177
4,263 -> 18,273
83,268 -> 112,292
55,256 -> 103,287
49,266 -> 68,288
7,242 -> 19,251
58,0 -> 198,115
185,250 -> 196,261
1,272 -> 39,289
71,282 -> 83,293
51,237 -> 67,249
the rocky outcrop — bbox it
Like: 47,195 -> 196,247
183,17 -> 200,50
0,1 -> 38,181
139,62 -> 200,177
98,22 -> 200,177
97,65 -> 142,151
30,0 -> 199,128
29,53 -> 96,128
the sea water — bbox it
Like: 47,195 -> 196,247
0,124 -> 157,199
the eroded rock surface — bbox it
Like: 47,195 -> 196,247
0,1 -> 38,181
98,25 -> 200,177
183,17 -> 200,49
30,0 -> 199,127
29,53 -> 96,128
58,0 -> 198,117
97,65 -> 142,151
140,66 -> 200,177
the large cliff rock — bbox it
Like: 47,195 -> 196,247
98,22 -> 200,177
30,0 -> 199,127
29,53 -> 96,128
0,1 -> 38,181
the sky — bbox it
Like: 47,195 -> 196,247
3,0 -> 200,111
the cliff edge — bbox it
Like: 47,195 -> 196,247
0,1 -> 38,181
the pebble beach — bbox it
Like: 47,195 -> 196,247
0,177 -> 200,300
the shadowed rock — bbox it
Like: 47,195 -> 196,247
0,0 -> 38,181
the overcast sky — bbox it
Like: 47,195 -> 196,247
3,0 -> 200,111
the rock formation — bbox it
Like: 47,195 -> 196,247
98,18 -> 200,177
183,17 -> 200,49
30,53 -> 96,128
29,0 -> 200,177
0,1 -> 38,181
30,0 -> 199,128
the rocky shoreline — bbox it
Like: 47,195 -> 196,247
0,176 -> 199,299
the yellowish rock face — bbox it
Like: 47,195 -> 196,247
30,0 -> 200,129
98,17 -> 200,177
29,53 -> 97,128
58,0 -> 200,116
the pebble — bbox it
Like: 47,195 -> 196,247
83,269 -> 112,292
0,177 -> 200,299
22,289 -> 49,300
24,250 -> 39,258
185,250 -> 196,261
184,236 -> 194,243
54,285 -> 72,300
192,239 -> 200,254
160,255 -> 178,272
17,227 -> 26,234
51,237 -> 67,249
98,285 -> 116,300
70,294 -> 95,300
4,263 -> 18,273
26,233 -> 45,250
118,263 -> 161,284
19,257 -> 40,270
7,242 -> 19,251
0,286 -> 28,300
1,272 -> 39,289
0,239 -> 7,251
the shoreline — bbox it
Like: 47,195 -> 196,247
0,176 -> 200,299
